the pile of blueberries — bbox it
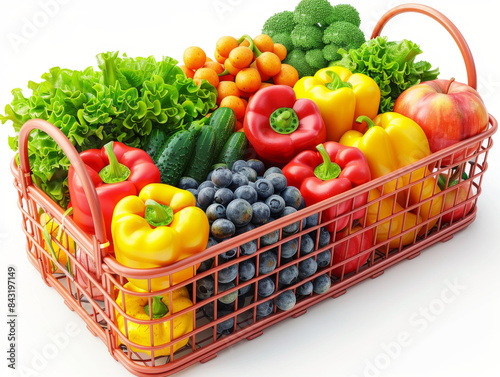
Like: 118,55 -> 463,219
178,159 -> 333,334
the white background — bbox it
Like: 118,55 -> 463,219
1,0 -> 499,376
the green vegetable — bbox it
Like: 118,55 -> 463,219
272,33 -> 294,52
322,21 -> 365,52
209,107 -> 237,152
1,52 -> 217,207
184,125 -> 217,183
329,4 -> 361,27
262,10 -> 296,37
155,123 -> 201,186
144,128 -> 169,162
331,36 -> 440,112
293,0 -> 333,26
283,50 -> 316,78
305,49 -> 327,69
291,25 -> 324,50
322,43 -> 342,62
215,132 -> 249,170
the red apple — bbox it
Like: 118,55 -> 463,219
441,180 -> 474,224
394,78 -> 488,165
332,225 -> 373,277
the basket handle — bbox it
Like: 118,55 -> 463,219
371,3 -> 477,90
18,119 -> 108,263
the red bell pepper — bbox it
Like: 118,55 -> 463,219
68,141 -> 161,245
243,85 -> 326,166
283,142 -> 371,232
332,225 -> 373,277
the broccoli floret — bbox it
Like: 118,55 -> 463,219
323,21 -> 365,50
291,24 -> 324,50
322,43 -> 342,62
283,49 -> 316,78
305,49 -> 327,69
328,4 -> 361,27
294,0 -> 334,27
272,33 -> 294,52
262,11 -> 296,37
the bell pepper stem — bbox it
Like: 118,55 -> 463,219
144,199 -> 174,227
269,107 -> 299,134
356,115 -> 377,130
324,71 -> 353,91
99,142 -> 131,183
314,144 -> 341,181
144,296 -> 169,319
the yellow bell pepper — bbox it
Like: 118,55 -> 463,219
112,183 -> 209,291
293,66 -> 380,142
340,113 -> 443,243
40,209 -> 75,274
115,282 -> 193,357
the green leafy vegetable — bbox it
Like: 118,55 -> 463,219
331,36 -> 440,113
1,52 -> 217,208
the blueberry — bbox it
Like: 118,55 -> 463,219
206,203 -> 226,223
235,223 -> 255,235
263,167 -> 283,178
257,277 -> 275,297
265,195 -> 286,217
317,250 -> 332,268
231,160 -> 248,173
239,282 -> 253,296
248,181 -> 256,189
197,257 -> 214,273
213,188 -> 233,207
239,260 -> 256,282
256,299 -> 274,319
211,219 -> 235,239
266,173 -> 287,193
228,173 -> 249,191
281,207 -> 300,234
234,185 -> 258,204
198,187 -> 216,208
218,281 -> 238,304
281,237 -> 299,258
313,274 -> 331,294
305,213 -> 319,228
198,180 -> 215,191
318,227 -> 331,248
258,250 -> 277,275
178,177 -> 199,190
202,302 -> 235,333
247,159 -> 265,175
300,234 -> 315,256
217,316 -> 235,334
296,281 -> 313,296
187,188 -> 199,198
196,276 -> 215,300
240,239 -> 258,256
299,257 -> 318,279
219,246 -> 238,261
278,265 -> 299,286
254,179 -> 274,200
218,263 -> 238,283
206,170 -> 214,181
226,199 -> 253,227
251,202 -> 271,226
260,219 -> 280,246
280,186 -> 302,210
238,167 -> 258,182
276,290 -> 296,311
211,167 -> 233,188
298,197 -> 306,210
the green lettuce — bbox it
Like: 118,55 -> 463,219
332,36 -> 440,113
1,52 -> 217,208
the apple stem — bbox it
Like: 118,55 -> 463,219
445,78 -> 455,94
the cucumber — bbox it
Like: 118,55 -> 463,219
184,125 -> 217,183
155,124 -> 201,186
215,132 -> 249,170
144,128 -> 168,162
209,107 -> 237,152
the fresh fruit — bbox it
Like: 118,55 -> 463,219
255,179 -> 274,200
194,68 -> 220,87
313,274 -> 331,294
211,167 -> 233,188
239,260 -> 256,282
206,203 -> 226,223
266,173 -> 287,193
214,188 -> 234,207
281,238 -> 299,258
183,46 -> 207,70
276,290 -> 296,311
257,277 -> 276,297
211,218 -> 236,239
218,263 -> 238,283
177,177 -> 199,190
238,167 -> 258,182
217,81 -> 241,105
247,159 -> 265,175
265,195 -> 286,217
234,186 -> 258,204
229,46 -> 254,69
196,276 -> 215,300
280,186 -> 302,209
235,68 -> 262,93
259,250 -> 278,275
272,64 -> 299,87
226,199 -> 253,226
251,202 -> 271,225
256,299 -> 274,318
278,265 -> 299,285
298,257 -> 317,279
198,187 -> 217,208
216,36 -> 239,57
296,281 -> 313,296
220,96 -> 246,120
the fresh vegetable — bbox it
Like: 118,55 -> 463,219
332,225 -> 373,277
340,113 -> 442,231
331,37 -> 439,112
144,128 -> 169,162
243,85 -> 326,165
40,209 -> 75,274
184,125 -> 217,183
155,123 -> 201,186
1,52 -> 217,207
293,0 -> 334,26
215,132 -> 249,170
115,283 -> 193,357
291,25 -> 324,50
282,142 -> 371,232
283,49 -> 316,78
329,4 -> 361,26
394,78 -> 488,165
262,11 -> 296,37
112,183 -> 209,291
322,21 -> 365,53
438,172 -> 474,224
68,141 -> 160,243
294,66 -> 380,141
305,49 -> 327,69
209,107 -> 237,151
